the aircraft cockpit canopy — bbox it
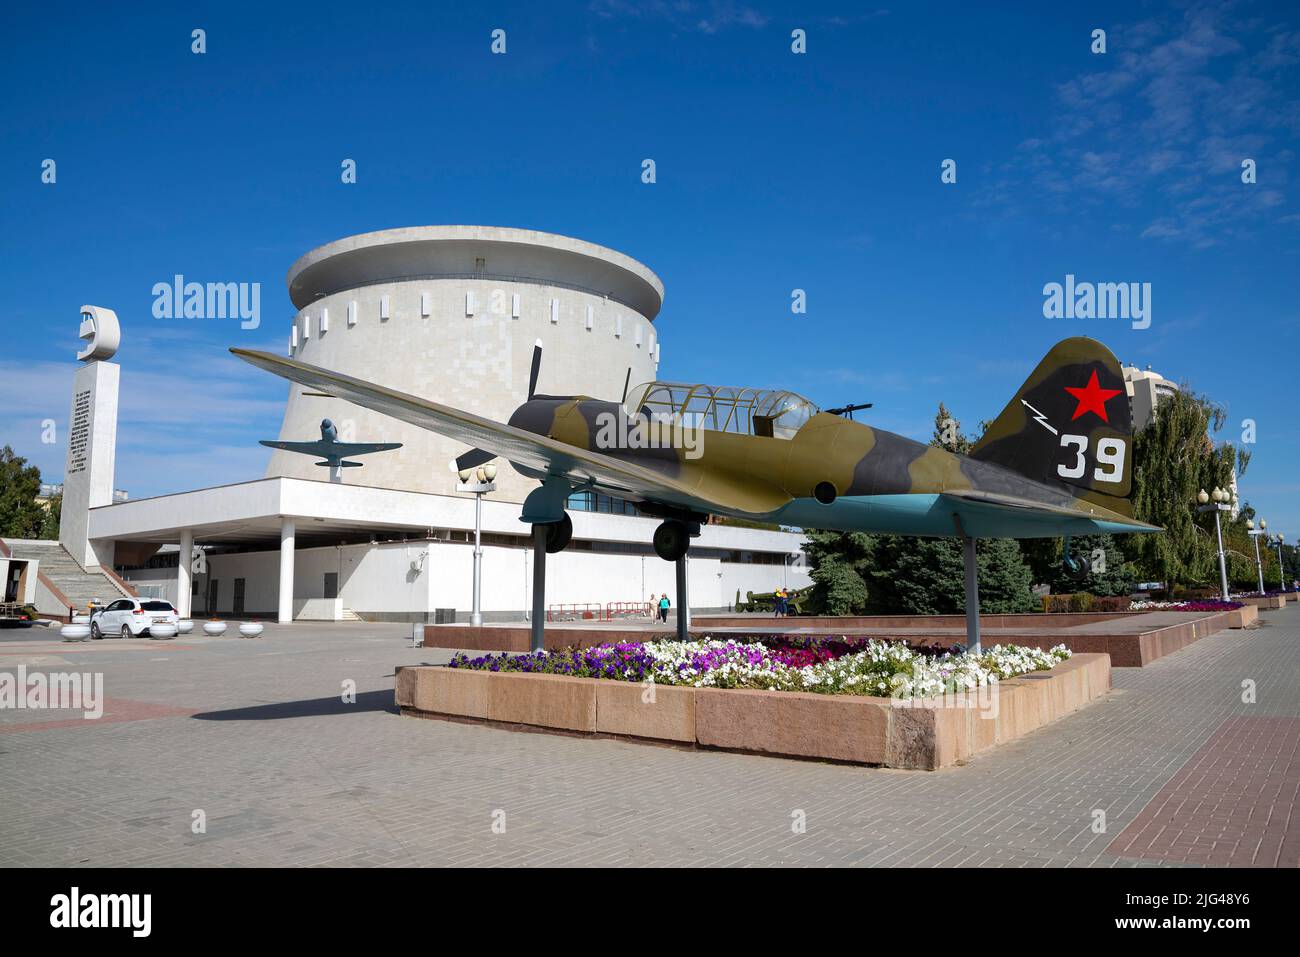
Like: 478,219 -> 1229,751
624,381 -> 820,440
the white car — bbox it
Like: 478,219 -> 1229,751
89,598 -> 179,639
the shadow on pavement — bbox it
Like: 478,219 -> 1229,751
191,689 -> 397,721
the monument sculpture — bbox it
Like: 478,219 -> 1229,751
59,305 -> 121,570
234,336 -> 1162,653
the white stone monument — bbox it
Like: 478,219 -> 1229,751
58,305 -> 121,570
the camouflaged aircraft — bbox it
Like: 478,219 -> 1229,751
235,332 -> 1158,552
233,335 -> 1159,649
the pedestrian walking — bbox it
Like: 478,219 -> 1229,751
658,593 -> 670,623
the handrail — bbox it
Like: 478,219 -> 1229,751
605,601 -> 654,620
37,571 -> 74,614
100,564 -> 140,598
547,602 -> 604,622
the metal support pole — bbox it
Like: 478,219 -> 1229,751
1252,534 -> 1264,595
470,492 -> 483,627
1213,511 -> 1230,602
530,523 -> 547,653
1277,540 -> 1287,591
675,553 -> 690,641
962,534 -> 981,655
328,464 -> 342,484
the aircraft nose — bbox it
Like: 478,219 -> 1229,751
321,418 -> 333,428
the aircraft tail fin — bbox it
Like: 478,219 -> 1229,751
969,337 -> 1135,501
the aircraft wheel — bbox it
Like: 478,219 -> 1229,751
653,520 -> 690,562
1062,553 -> 1089,581
544,513 -> 573,554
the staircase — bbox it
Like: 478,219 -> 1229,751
0,538 -> 133,613
341,608 -> 363,622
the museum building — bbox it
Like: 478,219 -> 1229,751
40,227 -> 811,622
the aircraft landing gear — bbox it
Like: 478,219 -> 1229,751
1061,536 -> 1089,582
528,512 -> 573,653
653,519 -> 699,641
545,513 -> 573,553
653,520 -> 691,562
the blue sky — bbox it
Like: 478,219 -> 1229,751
2,1 -> 1298,533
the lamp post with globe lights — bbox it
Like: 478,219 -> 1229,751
1196,487 -> 1232,602
1246,518 -> 1267,595
458,463 -> 497,627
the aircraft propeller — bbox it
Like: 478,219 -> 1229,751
451,339 -> 545,473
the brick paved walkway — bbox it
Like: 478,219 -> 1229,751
0,606 -> 1296,867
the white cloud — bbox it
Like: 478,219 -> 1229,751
0,343 -> 285,498
980,3 -> 1298,247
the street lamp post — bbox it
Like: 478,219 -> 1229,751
1247,519 -> 1266,595
1196,488 -> 1232,602
1273,533 -> 1287,592
458,464 -> 498,627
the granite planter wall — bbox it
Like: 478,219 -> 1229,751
396,653 -> 1111,770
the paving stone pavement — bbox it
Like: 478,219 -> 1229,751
0,607 -> 1296,867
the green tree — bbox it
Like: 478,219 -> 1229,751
0,446 -> 47,539
802,528 -> 872,614
38,494 -> 61,540
932,402 -> 972,454
1126,388 -> 1246,589
864,536 -> 1036,614
1282,542 -> 1300,588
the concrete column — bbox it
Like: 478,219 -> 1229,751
278,517 -> 295,624
177,528 -> 193,618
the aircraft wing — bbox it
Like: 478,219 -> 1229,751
940,489 -> 1162,532
233,349 -> 791,516
259,440 -> 333,457
334,442 -> 402,455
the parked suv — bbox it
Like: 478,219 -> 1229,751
89,598 -> 179,639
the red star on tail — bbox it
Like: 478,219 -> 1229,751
1064,370 -> 1122,422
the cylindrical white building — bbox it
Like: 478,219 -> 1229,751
271,226 -> 664,502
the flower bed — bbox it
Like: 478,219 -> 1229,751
448,637 -> 1070,700
400,647 -> 1111,769
1130,600 -> 1244,611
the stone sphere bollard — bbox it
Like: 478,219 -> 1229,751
61,623 -> 91,642
202,620 -> 228,637
238,622 -> 264,639
177,620 -> 194,635
150,622 -> 178,640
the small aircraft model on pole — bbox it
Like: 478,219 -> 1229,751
234,336 -> 1160,651
259,418 -> 402,483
